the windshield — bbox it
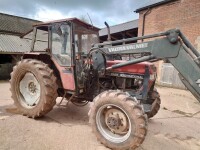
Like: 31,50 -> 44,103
75,33 -> 98,55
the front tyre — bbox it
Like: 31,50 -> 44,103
146,89 -> 161,118
10,59 -> 58,118
89,90 -> 147,150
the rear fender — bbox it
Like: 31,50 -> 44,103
23,53 -> 51,64
22,53 -> 63,89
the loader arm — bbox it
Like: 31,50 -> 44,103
93,29 -> 200,102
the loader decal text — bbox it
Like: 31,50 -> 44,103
108,43 -> 148,53
196,79 -> 200,87
110,72 -> 143,79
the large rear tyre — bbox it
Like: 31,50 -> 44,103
146,89 -> 161,118
89,90 -> 147,150
10,59 -> 58,118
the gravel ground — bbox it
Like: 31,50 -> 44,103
0,81 -> 200,150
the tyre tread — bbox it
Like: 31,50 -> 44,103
10,59 -> 58,118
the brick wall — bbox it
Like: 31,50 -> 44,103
138,0 -> 200,46
138,0 -> 200,83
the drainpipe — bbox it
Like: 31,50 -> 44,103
142,8 -> 151,41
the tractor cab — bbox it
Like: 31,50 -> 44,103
24,18 -> 100,92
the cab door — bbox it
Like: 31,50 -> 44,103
50,22 -> 76,91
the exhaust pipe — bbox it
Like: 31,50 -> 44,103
104,22 -> 111,41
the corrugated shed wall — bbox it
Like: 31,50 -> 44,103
159,63 -> 186,89
0,13 -> 40,54
0,34 -> 31,53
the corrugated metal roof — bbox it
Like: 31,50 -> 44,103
0,13 -> 40,36
135,0 -> 177,12
0,34 -> 31,53
99,19 -> 138,36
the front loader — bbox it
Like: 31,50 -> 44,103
10,18 -> 200,149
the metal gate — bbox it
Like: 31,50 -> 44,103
160,63 -> 186,89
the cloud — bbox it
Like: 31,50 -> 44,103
34,6 -> 67,21
0,0 -> 38,18
0,0 -> 149,27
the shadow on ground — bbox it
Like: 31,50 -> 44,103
2,99 -> 90,126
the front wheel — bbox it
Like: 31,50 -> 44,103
146,89 -> 161,118
89,90 -> 147,150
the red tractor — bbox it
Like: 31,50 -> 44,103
10,18 -> 160,149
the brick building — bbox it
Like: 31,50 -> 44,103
136,0 -> 200,47
135,0 -> 200,88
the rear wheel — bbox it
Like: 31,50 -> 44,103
10,59 -> 58,118
89,90 -> 147,150
146,89 -> 161,118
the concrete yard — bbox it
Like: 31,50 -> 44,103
0,81 -> 200,150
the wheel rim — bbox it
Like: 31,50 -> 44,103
96,104 -> 132,143
19,72 -> 41,108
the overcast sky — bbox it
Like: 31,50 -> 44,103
0,0 -> 150,28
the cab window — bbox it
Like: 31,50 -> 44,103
51,23 -> 71,66
33,28 -> 48,51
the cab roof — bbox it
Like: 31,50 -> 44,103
33,17 -> 100,32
